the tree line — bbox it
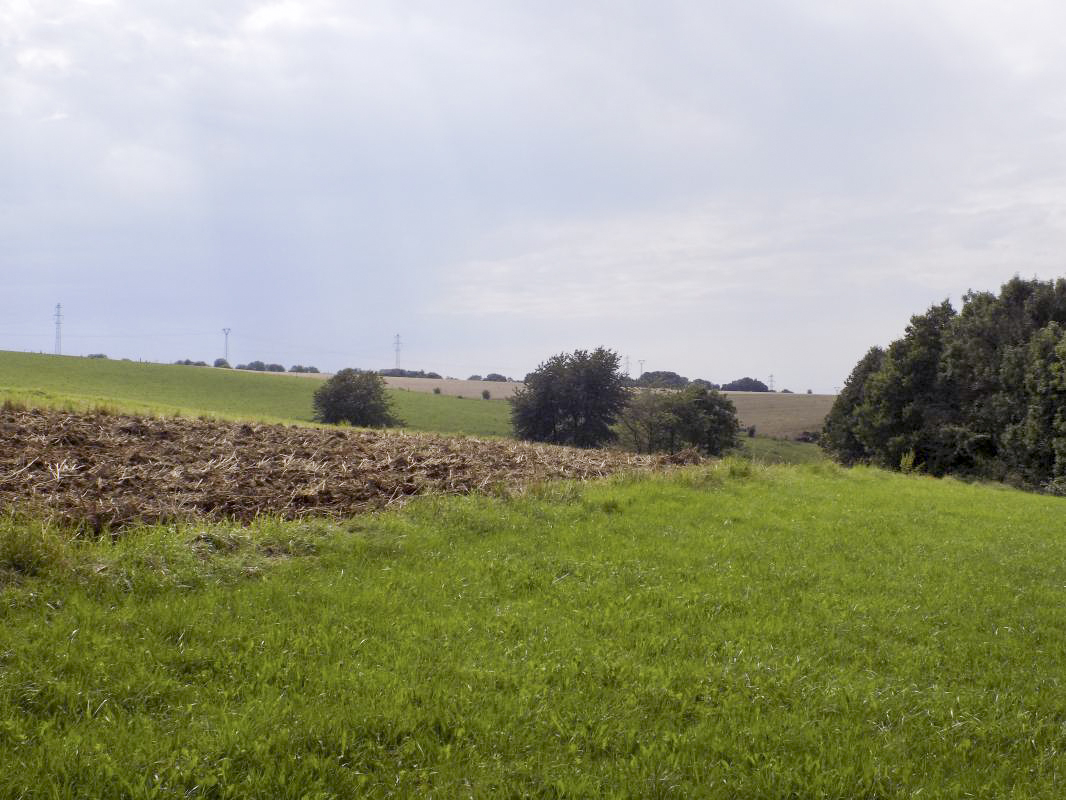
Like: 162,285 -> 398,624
313,348 -> 742,456
822,276 -> 1066,491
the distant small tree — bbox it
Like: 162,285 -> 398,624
86,353 -> 108,359
467,374 -> 483,381
312,369 -> 401,427
484,373 -> 507,382
266,363 -> 285,372
244,360 -> 267,372
511,348 -> 628,448
722,377 -> 770,392
307,366 -> 320,373
214,358 -> 231,368
633,370 -> 689,389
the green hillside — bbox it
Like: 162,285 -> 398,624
3,463 -> 1065,796
0,350 -> 513,437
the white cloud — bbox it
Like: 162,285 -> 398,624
15,47 -> 71,71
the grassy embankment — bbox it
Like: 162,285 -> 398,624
2,462 -> 1065,797
0,350 -> 513,438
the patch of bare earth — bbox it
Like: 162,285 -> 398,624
0,409 -> 696,533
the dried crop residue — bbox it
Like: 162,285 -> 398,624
0,409 -> 697,533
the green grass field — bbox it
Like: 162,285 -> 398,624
3,462 -> 1065,797
0,350 -> 513,438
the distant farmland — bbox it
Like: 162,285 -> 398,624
0,350 -> 834,440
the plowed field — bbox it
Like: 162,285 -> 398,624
0,409 -> 696,532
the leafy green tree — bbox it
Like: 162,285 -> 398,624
633,370 -> 689,389
510,348 -> 628,448
722,377 -> 769,392
312,369 -> 402,428
821,346 -> 884,465
619,387 -> 739,455
825,277 -> 1066,487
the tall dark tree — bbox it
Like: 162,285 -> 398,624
510,348 -> 628,448
820,346 -> 884,466
312,369 -> 402,428
823,277 -> 1066,489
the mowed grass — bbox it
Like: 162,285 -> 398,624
3,463 -> 1066,797
0,350 -> 513,437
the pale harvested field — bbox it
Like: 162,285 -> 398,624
724,392 -> 835,438
279,371 -> 522,399
384,376 -> 522,398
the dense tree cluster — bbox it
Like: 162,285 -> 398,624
235,361 -> 285,372
618,387 -> 739,455
822,277 -> 1066,490
631,370 -> 689,389
379,369 -> 442,379
511,348 -> 740,453
289,365 -> 320,373
721,377 -> 770,392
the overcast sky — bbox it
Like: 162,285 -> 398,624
3,1 -> 1066,391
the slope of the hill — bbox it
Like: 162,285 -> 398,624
0,350 -> 512,437
2,463 -> 1064,797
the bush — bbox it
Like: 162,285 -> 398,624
511,348 -> 628,448
312,369 -> 402,428
214,358 -> 231,368
86,353 -> 108,359
482,389 -> 491,400
433,387 -> 442,395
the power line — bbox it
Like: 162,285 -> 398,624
54,304 -> 62,355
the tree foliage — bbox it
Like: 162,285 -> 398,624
312,369 -> 402,428
618,387 -> 740,455
722,377 -> 770,392
822,277 -> 1066,488
510,348 -> 628,448
632,370 -> 689,389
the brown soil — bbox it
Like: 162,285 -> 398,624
0,409 -> 697,533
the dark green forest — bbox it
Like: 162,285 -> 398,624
823,276 -> 1066,491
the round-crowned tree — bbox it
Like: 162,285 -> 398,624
312,369 -> 402,427
510,347 -> 628,448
